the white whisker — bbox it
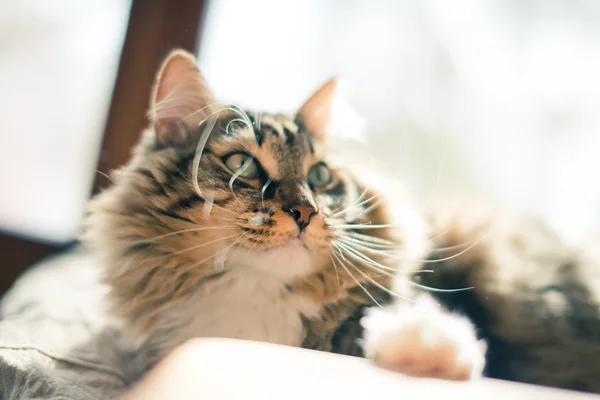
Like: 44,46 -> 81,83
339,231 -> 398,247
329,187 -> 371,217
228,154 -> 255,198
95,170 -> 115,184
327,253 -> 341,287
335,248 -> 414,302
225,118 -> 247,134
329,223 -> 394,230
168,233 -> 239,257
334,241 -> 404,273
180,102 -> 223,123
183,233 -> 249,271
203,190 -> 215,217
192,112 -> 219,198
337,237 -> 395,256
337,235 -> 398,250
400,236 -> 485,264
408,280 -> 473,293
349,197 -> 384,220
140,226 -> 237,242
330,250 -> 382,307
261,177 -> 272,212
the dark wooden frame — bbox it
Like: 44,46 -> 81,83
0,0 -> 207,296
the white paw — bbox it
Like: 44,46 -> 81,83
361,296 -> 486,381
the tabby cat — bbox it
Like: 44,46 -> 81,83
83,50 -> 600,392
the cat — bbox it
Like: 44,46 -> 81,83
83,49 -> 600,392
83,49 -> 484,381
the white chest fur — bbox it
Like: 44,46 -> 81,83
156,271 -> 320,349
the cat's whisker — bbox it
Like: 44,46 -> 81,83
187,103 -> 254,202
429,240 -> 481,253
408,280 -> 473,293
203,189 -> 215,217
330,191 -> 380,221
339,228 -> 484,267
255,111 -> 263,131
95,170 -> 115,184
329,187 -> 372,218
402,235 -> 486,264
337,234 -> 399,249
334,241 -> 406,273
328,223 -> 394,230
347,192 -> 380,211
165,233 -> 240,258
328,253 -> 342,287
225,118 -> 248,134
333,243 -> 393,275
429,224 -> 453,241
337,235 -> 399,250
182,232 -> 250,272
140,226 -> 237,242
191,104 -> 252,199
330,250 -> 382,307
336,244 -> 463,298
180,102 -> 224,123
349,197 -> 384,220
336,242 -> 434,277
337,237 -> 396,256
261,177 -> 272,212
192,111 -> 220,198
335,239 -> 436,274
228,155 -> 256,199
334,242 -> 434,275
337,231 -> 398,247
333,247 -> 414,302
219,217 -> 248,223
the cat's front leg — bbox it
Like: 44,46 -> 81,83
361,295 -> 486,381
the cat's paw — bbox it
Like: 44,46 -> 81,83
361,296 -> 485,381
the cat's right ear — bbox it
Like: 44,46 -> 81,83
149,49 -> 217,145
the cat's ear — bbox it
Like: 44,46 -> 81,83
297,77 -> 363,143
149,49 -> 217,145
297,78 -> 340,141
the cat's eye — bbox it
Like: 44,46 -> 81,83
308,163 -> 333,188
223,153 -> 259,179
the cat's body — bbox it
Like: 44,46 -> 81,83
83,49 -> 600,392
422,202 -> 600,391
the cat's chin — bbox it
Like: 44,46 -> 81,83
227,238 -> 316,280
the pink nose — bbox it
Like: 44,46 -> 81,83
284,204 -> 317,230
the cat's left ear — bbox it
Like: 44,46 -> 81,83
149,49 -> 217,145
297,77 -> 363,143
297,78 -> 340,142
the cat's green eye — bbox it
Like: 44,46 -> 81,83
308,163 -> 333,188
224,153 -> 259,179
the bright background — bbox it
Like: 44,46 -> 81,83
2,0 -> 599,244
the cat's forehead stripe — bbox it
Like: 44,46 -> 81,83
246,111 -> 306,149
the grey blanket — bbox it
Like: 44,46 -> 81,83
0,249 -> 135,399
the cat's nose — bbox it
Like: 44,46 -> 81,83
283,203 -> 317,231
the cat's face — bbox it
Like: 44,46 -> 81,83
164,110 -> 368,279
91,50 -> 386,282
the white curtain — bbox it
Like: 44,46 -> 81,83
0,1 -> 130,242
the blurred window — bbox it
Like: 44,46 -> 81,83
199,0 -> 600,242
0,1 -> 130,242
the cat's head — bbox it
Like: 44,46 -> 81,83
85,50 -> 426,298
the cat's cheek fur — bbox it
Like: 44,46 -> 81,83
360,296 -> 486,381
